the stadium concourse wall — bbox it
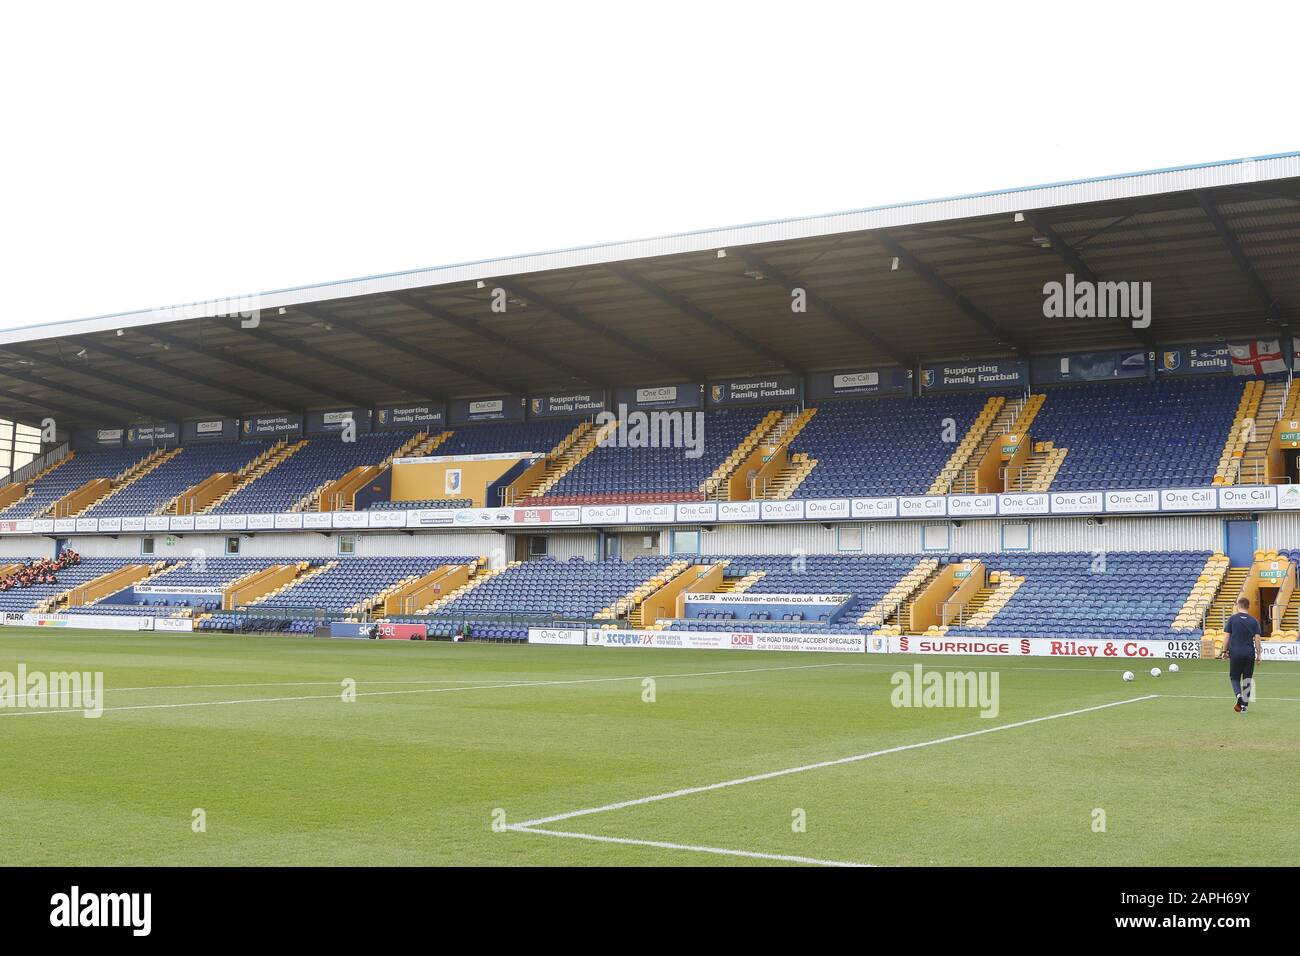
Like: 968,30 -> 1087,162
0,531 -> 508,563
0,512 -> 1267,564
694,514 -> 1226,555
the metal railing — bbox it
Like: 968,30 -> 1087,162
1202,602 -> 1286,637
859,597 -> 904,629
749,475 -> 777,499
7,442 -> 69,485
1224,457 -> 1292,485
942,600 -> 974,628
952,473 -> 1000,494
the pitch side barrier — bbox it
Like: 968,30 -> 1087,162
0,485 -> 1294,538
539,629 -> 1299,662
531,628 -> 1300,661
4,616 -> 1293,660
0,612 -> 193,631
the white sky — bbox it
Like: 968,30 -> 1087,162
2,0 -> 1297,333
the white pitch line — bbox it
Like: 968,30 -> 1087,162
0,660 -> 853,718
507,825 -> 870,867
1158,694 -> 1300,701
102,678 -> 549,692
514,694 -> 1158,828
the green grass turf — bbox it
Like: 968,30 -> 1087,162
0,627 -> 1294,866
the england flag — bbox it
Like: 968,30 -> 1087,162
1229,339 -> 1287,376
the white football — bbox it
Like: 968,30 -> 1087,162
1169,663 -> 1180,673
1122,671 -> 1134,682
1150,667 -> 1161,678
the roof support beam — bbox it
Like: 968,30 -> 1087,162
293,304 -> 506,397
0,383 -> 120,424
1020,212 -> 1156,349
493,279 -> 706,382
1,344 -> 229,418
223,320 -> 436,402
1196,191 -> 1290,332
604,265 -> 798,373
732,250 -> 913,367
145,329 -> 369,408
387,292 -> 601,387
0,362 -> 186,421
875,235 -> 1028,357
83,341 -> 299,414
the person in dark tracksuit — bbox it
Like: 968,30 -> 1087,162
1219,597 -> 1262,713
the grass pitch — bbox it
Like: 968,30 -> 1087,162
0,627 -> 1294,866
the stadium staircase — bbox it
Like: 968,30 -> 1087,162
1277,593 -> 1299,641
701,410 -> 784,500
715,568 -> 764,593
46,449 -> 161,518
62,447 -> 182,517
161,440 -> 289,515
596,559 -> 690,623
513,420 -> 611,503
859,558 -> 939,631
359,559 -> 483,617
351,570 -> 425,617
887,560 -> 986,635
189,439 -> 307,515
301,429 -> 451,512
0,453 -> 73,514
1011,441 -> 1068,492
944,394 -> 1060,494
239,561 -> 338,608
948,397 -> 1031,493
1250,380 -> 1298,486
638,564 -> 765,627
753,409 -> 819,500
927,397 -> 1006,495
221,563 -> 302,610
635,560 -> 732,629
1212,551 -> 1298,650
951,571 -> 1024,629
43,561 -> 171,612
1204,565 -> 1250,640
416,560 -> 515,614
1214,379 -> 1267,484
1172,553 -> 1231,632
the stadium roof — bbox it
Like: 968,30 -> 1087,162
3,151 -> 1299,429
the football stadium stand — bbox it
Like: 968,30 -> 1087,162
83,441 -> 271,517
210,432 -> 412,514
0,557 -> 144,613
785,394 -> 990,499
940,551 -> 1207,641
435,420 -> 577,458
252,557 -> 459,614
0,376 -> 1284,516
2,153 -> 1300,660
1028,378 -> 1245,491
542,407 -> 773,502
0,448 -> 150,518
428,555 -> 676,621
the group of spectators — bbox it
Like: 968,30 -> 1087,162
0,549 -> 81,591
